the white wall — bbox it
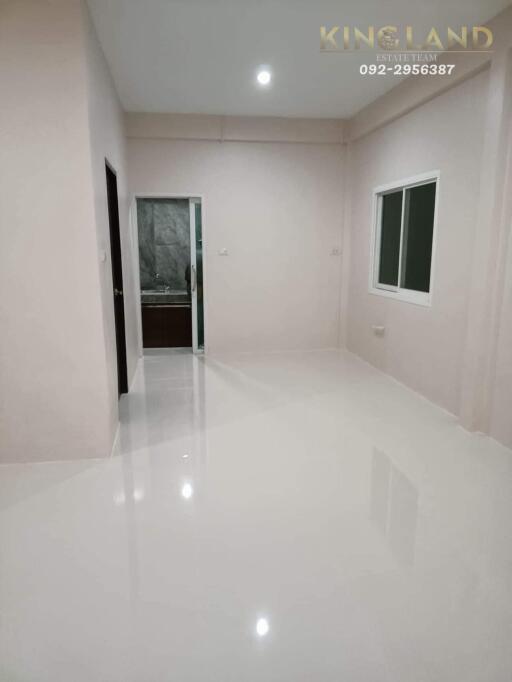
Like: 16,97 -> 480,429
488,119 -> 512,447
82,1 -> 139,439
345,71 -> 488,417
341,5 -> 512,450
490,241 -> 512,446
0,0 -> 135,463
127,137 -> 344,353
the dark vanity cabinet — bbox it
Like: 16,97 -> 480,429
141,292 -> 192,348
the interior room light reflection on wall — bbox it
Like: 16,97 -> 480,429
181,482 -> 194,499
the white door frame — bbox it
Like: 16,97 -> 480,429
189,198 -> 199,353
130,193 -> 207,356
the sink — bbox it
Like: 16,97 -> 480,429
141,290 -> 190,305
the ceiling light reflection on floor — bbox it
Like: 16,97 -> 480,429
133,488 -> 145,502
181,482 -> 193,499
255,617 -> 269,637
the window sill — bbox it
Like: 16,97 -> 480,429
369,286 -> 431,307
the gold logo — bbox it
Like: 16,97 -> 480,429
320,26 -> 493,51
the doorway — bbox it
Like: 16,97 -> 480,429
135,197 -> 205,353
105,162 -> 129,395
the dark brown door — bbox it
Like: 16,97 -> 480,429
105,162 -> 128,395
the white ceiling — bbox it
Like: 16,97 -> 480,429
87,0 -> 510,119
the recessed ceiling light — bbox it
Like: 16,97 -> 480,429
257,69 -> 272,86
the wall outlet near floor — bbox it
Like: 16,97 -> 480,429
372,325 -> 385,337
218,247 -> 229,256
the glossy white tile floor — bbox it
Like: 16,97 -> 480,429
1,349 -> 512,681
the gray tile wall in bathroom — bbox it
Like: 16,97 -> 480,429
137,199 -> 191,291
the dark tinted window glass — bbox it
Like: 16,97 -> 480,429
401,182 -> 436,293
378,190 -> 402,286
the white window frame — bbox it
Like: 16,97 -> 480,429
369,170 -> 440,307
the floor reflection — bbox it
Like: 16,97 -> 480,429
2,349 -> 512,682
371,448 -> 419,566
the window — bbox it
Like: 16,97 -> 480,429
370,172 -> 439,305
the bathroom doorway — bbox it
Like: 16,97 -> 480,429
135,197 -> 204,352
